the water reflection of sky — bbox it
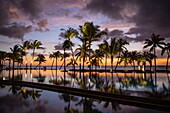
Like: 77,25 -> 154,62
1,70 -> 169,92
0,86 -> 169,113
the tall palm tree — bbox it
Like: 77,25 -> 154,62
34,54 -> 46,70
114,38 -> 129,70
161,43 -> 170,71
62,40 -> 72,71
49,53 -> 55,70
6,52 -> 13,69
128,51 -> 139,71
143,33 -> 165,72
0,51 -> 6,69
107,38 -> 119,71
30,40 -> 44,69
20,41 -> 31,69
118,51 -> 131,71
61,27 -> 78,71
98,40 -> 109,71
80,22 -> 107,71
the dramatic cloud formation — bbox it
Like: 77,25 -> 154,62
85,0 -> 170,41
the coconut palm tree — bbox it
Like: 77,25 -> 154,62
30,40 -> 44,69
49,51 -> 61,70
0,51 -> 6,70
107,38 -> 119,71
6,52 -> 13,69
62,39 -> 72,71
61,27 -> 79,71
20,41 -> 31,69
10,45 -> 22,70
34,54 -> 46,70
98,40 -> 109,71
80,22 -> 107,71
114,38 -> 129,70
128,51 -> 139,71
143,33 -> 165,72
161,43 -> 170,71
118,51 -> 131,71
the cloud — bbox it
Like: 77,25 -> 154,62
0,24 -> 32,40
85,0 -> 170,42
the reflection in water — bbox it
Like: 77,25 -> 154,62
1,69 -> 170,98
0,85 -> 169,113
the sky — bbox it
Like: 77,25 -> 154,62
0,0 -> 170,65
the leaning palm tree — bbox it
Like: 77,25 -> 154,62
143,33 -> 165,72
30,40 -> 44,69
161,43 -> 170,71
20,41 -> 31,69
34,54 -> 46,70
61,27 -> 78,71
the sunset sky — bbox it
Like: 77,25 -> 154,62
0,0 -> 170,66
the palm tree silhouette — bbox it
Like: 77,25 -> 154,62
20,41 -> 31,69
61,27 -> 78,71
107,38 -> 119,71
80,22 -> 107,73
30,40 -> 44,69
161,43 -> 170,71
143,33 -> 165,72
49,51 -> 61,70
34,54 -> 46,70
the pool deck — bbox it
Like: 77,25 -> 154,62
0,80 -> 170,112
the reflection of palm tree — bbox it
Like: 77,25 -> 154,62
143,33 -> 165,72
161,43 -> 170,71
30,40 -> 44,69
59,93 -> 79,113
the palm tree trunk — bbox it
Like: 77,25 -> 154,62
56,58 -> 58,70
115,51 -> 120,70
105,55 -> 107,71
166,55 -> 169,71
133,60 -> 136,71
111,56 -> 114,71
154,48 -> 157,87
68,39 -> 75,71
64,48 -> 66,71
51,58 -> 54,70
30,48 -> 35,69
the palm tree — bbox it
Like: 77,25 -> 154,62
98,40 -> 109,71
118,51 -> 131,71
114,38 -> 129,70
62,39 -> 73,71
6,52 -> 13,69
30,40 -> 44,69
80,22 -> 107,72
49,51 -> 61,70
61,27 -> 79,71
34,54 -> 46,70
143,33 -> 165,72
0,51 -> 6,70
107,38 -> 119,71
10,45 -> 22,70
128,51 -> 139,71
20,41 -> 31,69
49,53 -> 55,70
161,43 -> 170,71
